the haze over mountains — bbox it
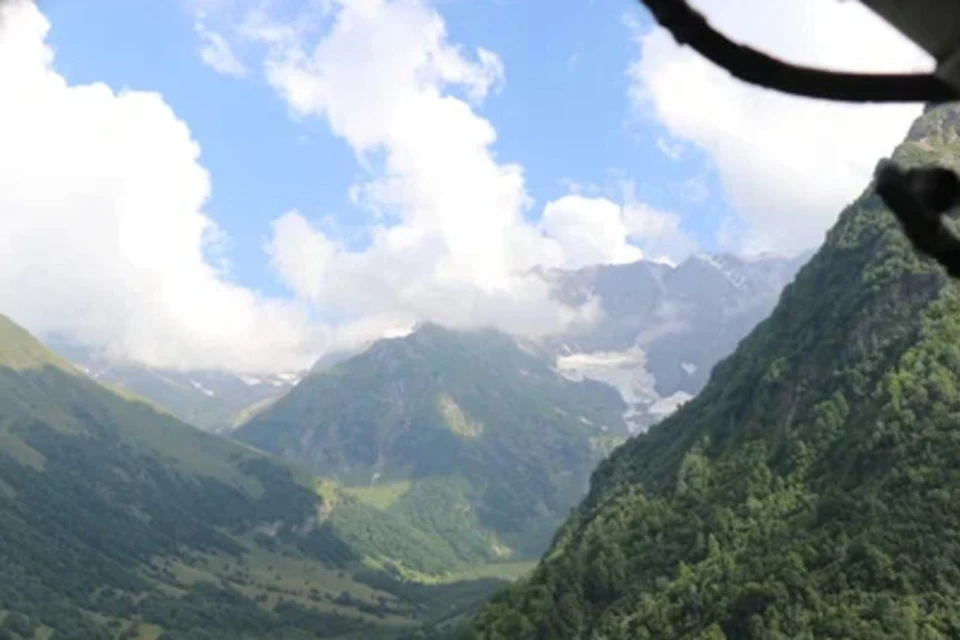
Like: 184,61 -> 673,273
46,336 -> 304,433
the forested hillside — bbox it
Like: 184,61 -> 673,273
0,315 -> 506,639
462,104 -> 960,639
236,323 -> 629,570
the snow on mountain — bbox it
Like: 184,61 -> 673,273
543,251 -> 811,431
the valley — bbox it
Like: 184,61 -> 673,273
0,251 -> 803,638
0,315 -> 513,639
2,1 -> 951,638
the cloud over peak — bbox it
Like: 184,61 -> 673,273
0,0 -> 674,373
0,0 -> 316,373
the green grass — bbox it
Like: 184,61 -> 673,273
342,480 -> 413,510
133,624 -> 163,640
448,561 -> 536,582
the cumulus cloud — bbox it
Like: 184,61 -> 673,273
0,0 -> 692,374
237,0 -> 663,334
540,195 -> 643,269
539,191 -> 694,269
627,0 -> 933,254
0,0 -> 318,373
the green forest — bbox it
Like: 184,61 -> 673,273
462,105 -> 960,638
236,324 -> 629,569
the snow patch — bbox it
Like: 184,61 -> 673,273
190,380 -> 215,397
236,372 -> 301,387
681,362 -> 697,376
556,348 -> 660,433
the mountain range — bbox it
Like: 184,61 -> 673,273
462,100 -> 960,639
46,251 -> 806,439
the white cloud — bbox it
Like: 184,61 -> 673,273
195,16 -> 247,77
0,0 -> 703,375
0,0 -> 319,373
238,0 -> 667,335
540,195 -> 642,269
627,0 -> 933,254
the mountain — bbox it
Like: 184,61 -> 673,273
541,251 -> 809,432
0,315 -> 509,639
46,337 -> 303,433
460,105 -> 960,638
46,251 -> 803,439
234,323 -> 630,571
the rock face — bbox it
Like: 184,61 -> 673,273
462,104 -> 960,639
542,251 -> 810,432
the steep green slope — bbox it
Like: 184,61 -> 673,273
0,315 -> 507,639
463,105 -> 960,639
235,324 -> 628,571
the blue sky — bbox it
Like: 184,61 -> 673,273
0,0 -> 926,372
40,0 -> 723,298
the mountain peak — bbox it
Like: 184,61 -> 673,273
235,323 -> 629,565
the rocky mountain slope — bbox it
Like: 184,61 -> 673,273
462,104 -> 960,639
542,251 -> 809,432
234,323 -> 630,569
0,315 -> 507,639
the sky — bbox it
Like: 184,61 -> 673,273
0,0 -> 934,373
